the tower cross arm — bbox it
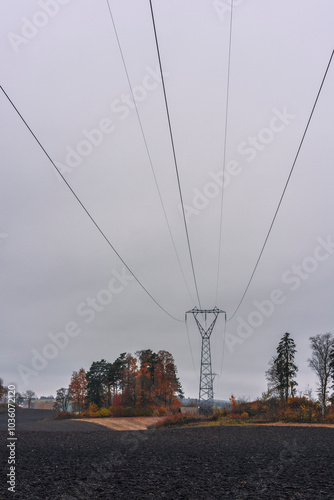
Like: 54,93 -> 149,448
186,307 -> 225,315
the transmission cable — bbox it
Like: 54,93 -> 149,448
215,5 -> 233,387
0,85 -> 184,323
228,49 -> 334,321
185,314 -> 199,381
106,0 -> 195,305
217,313 -> 227,399
149,0 -> 202,310
215,0 -> 234,307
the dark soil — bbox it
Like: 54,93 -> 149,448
0,408 -> 107,433
1,409 -> 334,499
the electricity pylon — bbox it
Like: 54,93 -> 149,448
186,307 -> 225,412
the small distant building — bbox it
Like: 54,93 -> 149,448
178,406 -> 199,416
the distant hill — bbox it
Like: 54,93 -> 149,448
181,398 -> 231,409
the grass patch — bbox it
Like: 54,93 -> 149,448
154,413 -> 208,429
187,418 -> 250,428
154,413 -> 253,429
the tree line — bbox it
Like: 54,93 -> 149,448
265,331 -> 334,413
2,333 -> 334,415
54,349 -> 183,413
0,384 -> 38,409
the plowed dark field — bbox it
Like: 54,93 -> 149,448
1,409 -> 333,499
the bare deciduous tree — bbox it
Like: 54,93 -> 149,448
53,388 -> 70,412
308,332 -> 334,414
15,392 -> 24,406
24,390 -> 36,408
265,356 -> 281,397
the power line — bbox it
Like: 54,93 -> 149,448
105,0 -> 195,305
217,313 -> 227,399
0,85 -> 183,323
228,49 -> 334,321
215,3 -> 233,393
148,0 -> 202,310
185,314 -> 199,381
215,0 -> 234,306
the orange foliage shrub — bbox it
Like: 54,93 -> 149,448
155,413 -> 204,428
88,403 -> 99,417
97,407 -> 112,418
229,394 -> 237,410
155,406 -> 168,416
214,408 -> 227,419
155,413 -> 183,427
287,397 -> 314,409
325,408 -> 334,423
56,411 -> 72,419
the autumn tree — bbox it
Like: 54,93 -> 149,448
308,332 -> 334,413
54,388 -> 70,412
122,354 -> 139,407
136,349 -> 157,407
275,332 -> 298,402
69,368 -> 87,412
24,390 -> 36,408
154,350 -> 183,406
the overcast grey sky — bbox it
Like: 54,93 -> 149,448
1,0 -> 334,400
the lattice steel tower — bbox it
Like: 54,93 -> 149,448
186,307 -> 225,411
